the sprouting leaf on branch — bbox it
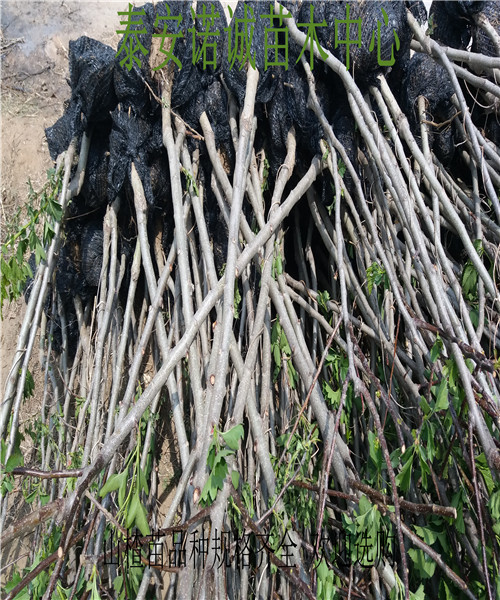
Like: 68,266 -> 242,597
366,261 -> 389,295
430,334 -> 443,363
200,424 -> 244,507
1,168 -> 63,315
220,424 -> 244,450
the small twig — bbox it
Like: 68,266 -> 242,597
84,491 -> 128,537
11,467 -> 84,478
290,480 -> 356,502
1,498 -> 65,546
0,35 -> 24,54
348,479 -> 457,519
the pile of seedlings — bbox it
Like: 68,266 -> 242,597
2,1 -> 500,599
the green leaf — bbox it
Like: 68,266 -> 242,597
421,420 -> 436,462
4,431 -> 24,473
469,307 -> 479,328
99,471 -> 126,498
366,262 -> 388,294
413,525 -> 438,545
35,239 -> 46,264
88,573 -> 102,600
315,559 -> 335,600
134,501 -> 150,537
341,513 -> 355,535
200,458 -> 229,506
473,238 -> 484,256
357,494 -> 372,515
316,557 -> 329,580
390,448 -> 402,469
368,430 -> 383,472
28,228 -> 38,250
1,476 -> 14,495
287,361 -> 298,389
317,290 -> 331,314
16,240 -> 25,264
5,448 -> 23,473
207,443 -> 217,471
118,470 -> 128,508
271,321 -> 279,345
430,334 -> 443,363
276,433 -> 290,447
231,470 -> 240,489
444,359 -> 458,391
200,478 -> 214,506
408,548 -> 436,578
3,571 -> 30,599
113,575 -> 124,596
439,579 -> 453,600
462,262 -> 478,300
242,481 -> 254,517
280,329 -> 291,354
323,381 -> 341,408
410,584 -> 426,600
138,466 -> 149,496
476,453 -> 495,495
434,379 -> 449,412
395,449 -> 413,492
488,489 -> 500,523
221,424 -> 244,451
212,460 -> 228,487
273,344 -> 281,369
416,445 -> 430,489
23,369 -> 35,399
419,396 -> 431,416
354,496 -> 381,547
273,254 -> 283,277
212,448 -> 234,468
452,495 -> 465,535
337,158 -> 346,178
125,493 -> 139,529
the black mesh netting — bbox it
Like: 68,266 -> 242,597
108,108 -> 163,204
299,0 -> 414,87
472,1 -> 500,56
80,123 -> 112,210
429,1 -> 484,50
45,37 -> 116,161
223,0 -> 282,105
80,222 -> 104,288
68,36 -> 117,125
402,52 -> 458,165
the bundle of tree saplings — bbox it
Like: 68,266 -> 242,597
2,2 -> 500,599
